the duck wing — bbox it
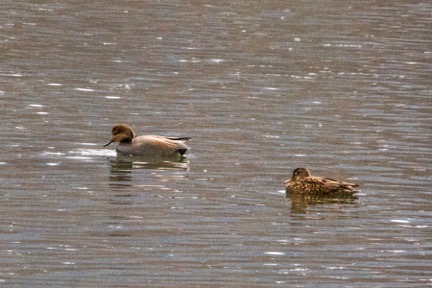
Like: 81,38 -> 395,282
134,136 -> 180,149
153,136 -> 190,155
319,177 -> 359,192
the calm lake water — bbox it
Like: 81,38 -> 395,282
1,0 -> 431,287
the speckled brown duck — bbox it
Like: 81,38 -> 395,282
103,124 -> 191,157
284,167 -> 359,196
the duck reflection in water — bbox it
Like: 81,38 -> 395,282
108,153 -> 190,186
284,168 -> 359,213
110,153 -> 190,172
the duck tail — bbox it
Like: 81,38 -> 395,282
167,136 -> 191,141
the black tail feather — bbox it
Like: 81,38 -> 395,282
178,149 -> 188,155
167,136 -> 191,141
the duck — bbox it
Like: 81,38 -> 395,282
284,167 -> 359,196
103,124 -> 191,157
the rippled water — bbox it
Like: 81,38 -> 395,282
1,0 -> 431,287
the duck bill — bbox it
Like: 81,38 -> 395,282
103,140 -> 114,147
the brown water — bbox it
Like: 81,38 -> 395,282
1,1 -> 431,287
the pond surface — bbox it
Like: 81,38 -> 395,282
1,1 -> 431,287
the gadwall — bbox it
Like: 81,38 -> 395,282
103,124 -> 191,157
284,168 -> 359,196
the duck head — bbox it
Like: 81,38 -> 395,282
103,124 -> 135,147
292,167 -> 311,181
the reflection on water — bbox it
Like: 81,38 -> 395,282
110,153 -> 190,171
108,154 -> 189,181
107,153 -> 190,196
287,193 -> 360,214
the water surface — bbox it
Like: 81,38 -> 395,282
1,0 -> 431,287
